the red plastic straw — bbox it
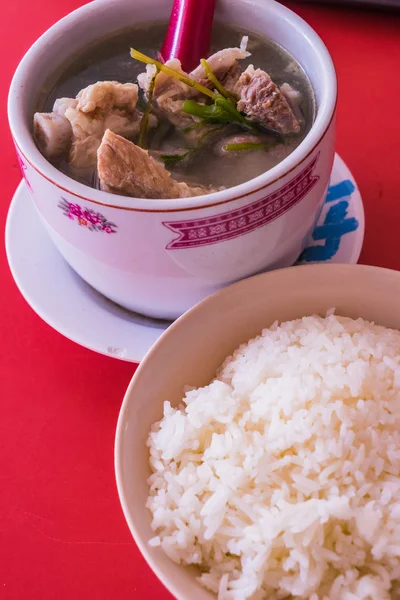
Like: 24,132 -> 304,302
160,0 -> 217,73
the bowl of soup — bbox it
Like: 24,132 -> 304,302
8,0 -> 337,320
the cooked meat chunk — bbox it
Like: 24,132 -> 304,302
137,39 -> 250,127
190,43 -> 250,91
97,130 -> 206,199
53,97 -> 79,117
66,107 -> 148,169
34,82 -> 156,169
219,63 -> 243,94
66,81 -> 155,168
235,66 -> 301,135
280,82 -> 303,109
138,59 -> 189,100
138,59 -> 198,128
33,112 -> 73,159
76,81 -> 139,113
279,82 -> 304,124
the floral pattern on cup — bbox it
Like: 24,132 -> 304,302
58,198 -> 118,234
17,152 -> 33,194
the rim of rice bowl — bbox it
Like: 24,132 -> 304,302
115,264 -> 400,600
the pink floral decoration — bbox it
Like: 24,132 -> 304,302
58,198 -> 118,234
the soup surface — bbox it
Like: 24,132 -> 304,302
34,22 -> 316,197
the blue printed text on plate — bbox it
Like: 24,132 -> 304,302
299,180 -> 359,263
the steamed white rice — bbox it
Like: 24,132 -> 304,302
146,315 -> 400,599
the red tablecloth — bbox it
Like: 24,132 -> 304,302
1,2 -> 399,598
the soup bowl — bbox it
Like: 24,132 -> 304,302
8,0 -> 337,320
115,263 -> 400,600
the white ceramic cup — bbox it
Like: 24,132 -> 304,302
8,0 -> 337,320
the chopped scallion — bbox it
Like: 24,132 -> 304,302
225,142 -> 269,152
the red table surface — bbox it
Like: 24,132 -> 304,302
1,2 -> 399,598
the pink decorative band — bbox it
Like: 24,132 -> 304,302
163,153 -> 320,250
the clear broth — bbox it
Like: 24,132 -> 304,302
40,22 -> 316,191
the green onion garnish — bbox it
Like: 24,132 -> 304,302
225,142 -> 269,152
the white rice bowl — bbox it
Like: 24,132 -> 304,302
146,314 -> 400,599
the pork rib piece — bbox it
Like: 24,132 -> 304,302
33,96 -> 80,159
97,130 -> 207,199
235,66 -> 301,135
137,41 -> 250,128
138,59 -> 199,129
34,82 -> 156,168
190,43 -> 250,92
76,81 -> 139,113
66,81 -> 156,168
33,112 -> 73,159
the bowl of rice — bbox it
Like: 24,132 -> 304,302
115,263 -> 400,600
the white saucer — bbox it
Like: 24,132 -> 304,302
5,153 -> 364,363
